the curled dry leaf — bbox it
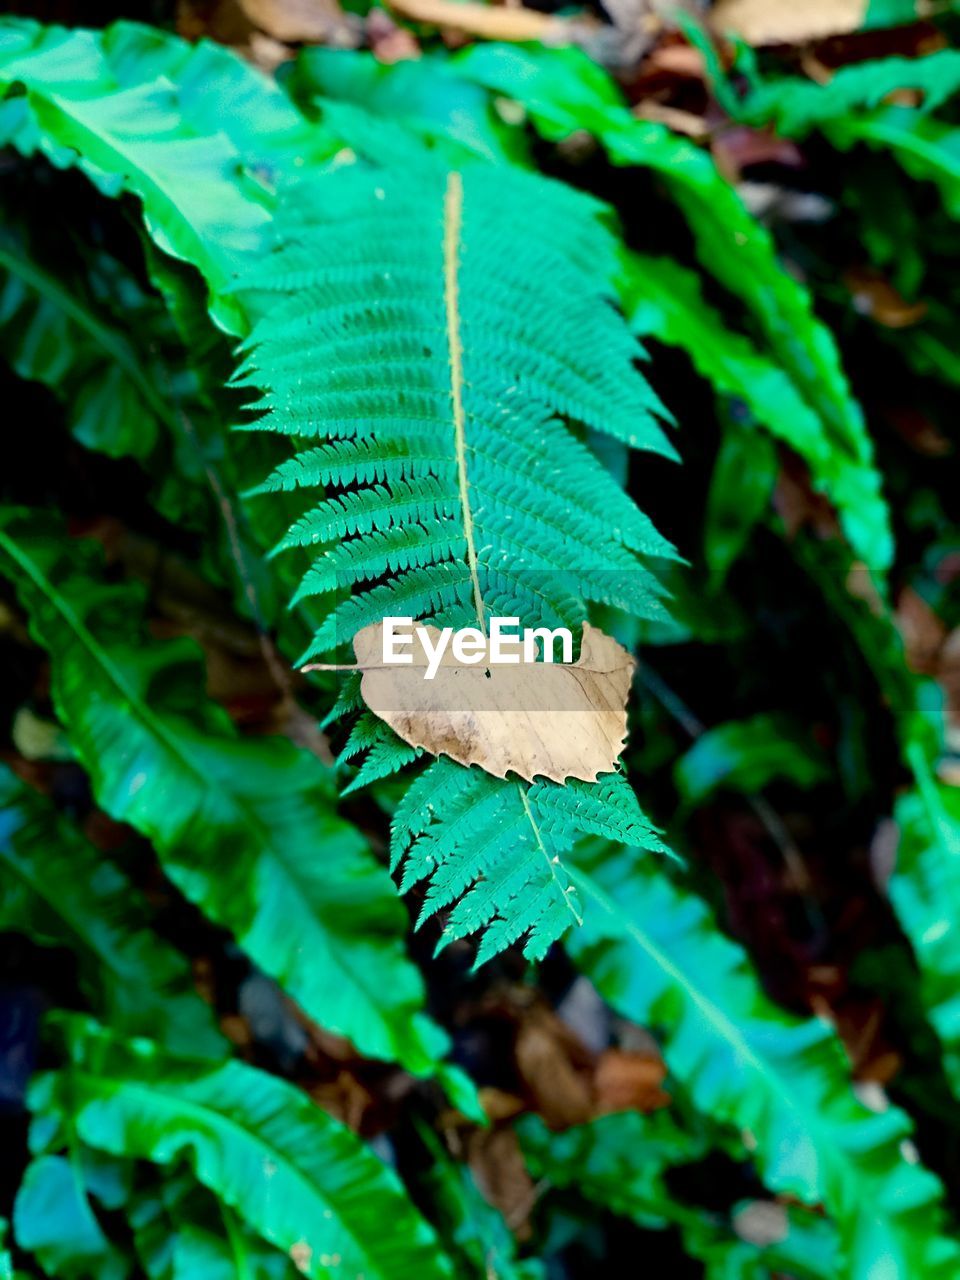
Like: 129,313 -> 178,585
711,0 -> 866,45
339,620 -> 634,784
384,0 -> 573,42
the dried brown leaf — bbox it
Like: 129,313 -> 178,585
239,0 -> 348,43
711,0 -> 866,46
384,0 -> 573,42
634,101 -> 710,137
514,1005 -> 595,1128
466,1127 -> 536,1240
896,585 -> 946,675
593,1047 -> 670,1114
340,620 -> 633,783
478,1087 -> 526,1124
843,267 -> 928,329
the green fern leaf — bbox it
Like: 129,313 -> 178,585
287,45 -> 527,165
789,539 -> 960,1107
893,778 -> 960,1095
30,1015 -> 454,1280
0,508 -> 454,1078
566,838 -> 960,1276
237,153 -> 678,959
391,761 -> 665,965
0,765 -> 223,1056
339,718 -> 420,795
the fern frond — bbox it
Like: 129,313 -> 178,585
337,714 -> 420,793
342,733 -> 420,796
237,152 -> 677,960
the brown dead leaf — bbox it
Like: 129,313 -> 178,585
773,456 -> 842,544
843,267 -> 928,328
367,8 -> 423,62
466,1127 -> 536,1240
239,0 -> 346,42
711,125 -> 804,183
220,1013 -> 254,1049
307,1071 -> 376,1131
593,1048 -> 670,1114
711,0 -> 866,45
884,406 -> 952,457
588,0 -> 661,67
634,101 -> 710,138
896,585 -> 946,675
643,42 -> 706,79
176,0 -> 256,45
936,628 -> 960,744
332,621 -> 633,784
384,0 -> 572,42
894,586 -> 960,747
478,1087 -> 526,1124
515,1005 -> 595,1128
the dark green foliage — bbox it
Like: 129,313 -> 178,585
567,839 -> 960,1274
14,1156 -> 129,1280
456,43 -> 893,574
0,509 -> 449,1076
519,1111 -> 839,1278
30,1016 -> 452,1280
2,11 -> 960,1280
0,766 -> 223,1055
736,49 -> 960,135
673,715 -> 829,806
